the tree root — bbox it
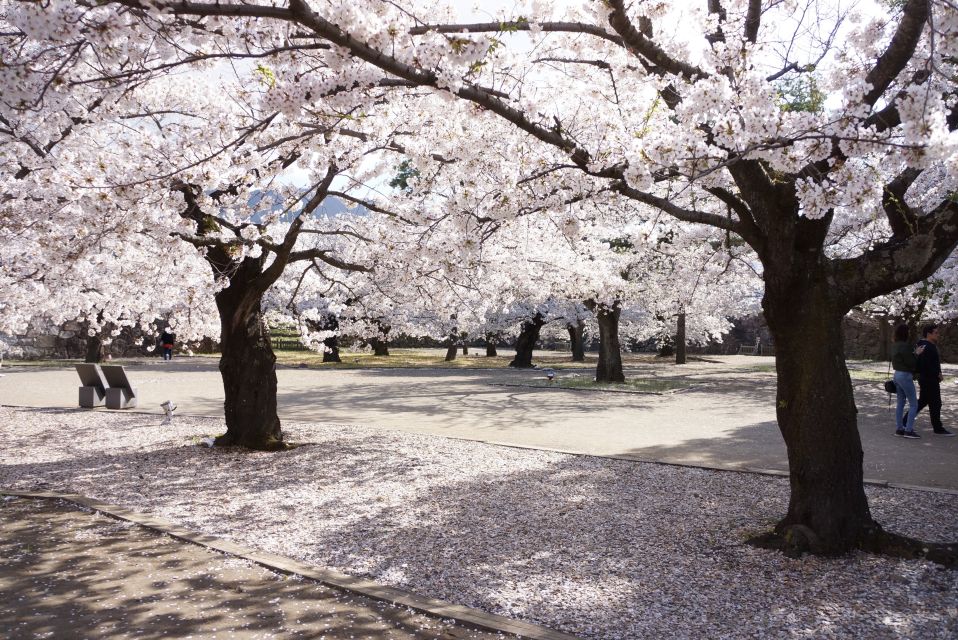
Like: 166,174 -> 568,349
748,523 -> 958,568
213,433 -> 292,452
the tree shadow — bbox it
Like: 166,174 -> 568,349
0,497 -> 512,639
2,407 -> 957,638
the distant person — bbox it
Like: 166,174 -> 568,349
160,329 -> 175,361
891,323 -> 923,439
913,324 -> 954,436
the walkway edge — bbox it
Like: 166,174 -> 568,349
450,438 -> 958,497
0,489 -> 582,640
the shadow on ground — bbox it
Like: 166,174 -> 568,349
0,497 -> 511,640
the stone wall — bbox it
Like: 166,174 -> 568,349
2,323 -> 167,360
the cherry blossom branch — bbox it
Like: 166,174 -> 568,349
407,21 -> 624,47
862,0 -> 929,108
614,181 -> 741,235
836,201 -> 958,307
605,0 -> 705,80
744,0 -> 762,43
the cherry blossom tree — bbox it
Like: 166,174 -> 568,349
6,0 -> 958,560
47,0 -> 957,560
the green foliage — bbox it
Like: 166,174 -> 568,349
499,17 -> 529,33
606,236 -> 634,252
254,64 -> 276,88
777,74 -> 824,113
389,159 -> 420,191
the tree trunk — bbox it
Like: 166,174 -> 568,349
567,320 -> 586,362
85,333 -> 106,363
309,313 -> 341,363
593,303 -> 624,383
322,321 -> 341,363
371,338 -> 390,356
876,316 -> 891,362
369,323 -> 390,356
445,343 -> 457,361
462,344 -> 469,355
485,333 -> 497,357
762,279 -> 875,554
214,262 -> 284,451
509,313 -> 545,368
675,312 -> 687,365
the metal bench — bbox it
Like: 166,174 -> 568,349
75,363 -> 109,408
100,365 -> 138,409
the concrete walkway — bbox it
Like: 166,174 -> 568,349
1,355 -> 956,490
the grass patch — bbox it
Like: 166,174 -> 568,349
849,370 -> 888,382
515,375 -> 694,394
272,348 -> 623,370
274,349 -> 517,369
740,363 -> 777,374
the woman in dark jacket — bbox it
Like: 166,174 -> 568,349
891,324 -> 924,439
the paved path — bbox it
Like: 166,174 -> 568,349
0,495 -> 532,640
1,355 -> 956,490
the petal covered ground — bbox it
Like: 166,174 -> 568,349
0,406 -> 955,639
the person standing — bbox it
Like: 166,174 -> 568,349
160,329 -> 175,361
914,324 -> 955,436
891,324 -> 923,439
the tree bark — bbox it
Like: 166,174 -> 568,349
567,320 -> 586,362
213,261 -> 284,451
370,337 -> 390,356
322,314 -> 341,363
509,313 -> 545,368
84,333 -> 106,363
592,302 -> 624,383
445,343 -> 457,361
876,316 -> 891,362
675,312 -> 687,365
762,275 -> 875,554
307,314 -> 341,363
485,333 -> 497,357
369,323 -> 390,356
462,344 -> 469,355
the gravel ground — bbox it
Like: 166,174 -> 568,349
1,406 -> 956,639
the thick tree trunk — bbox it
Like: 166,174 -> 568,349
308,314 -> 341,363
445,343 -> 457,361
85,334 -> 106,363
369,323 -> 390,356
509,313 -> 545,368
371,337 -> 390,356
322,316 -> 341,363
594,303 -> 624,383
876,316 -> 891,362
462,344 -> 469,355
567,320 -> 586,362
214,264 -> 284,451
675,312 -> 687,365
485,333 -> 497,357
762,280 -> 875,554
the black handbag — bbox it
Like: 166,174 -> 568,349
884,379 -> 897,394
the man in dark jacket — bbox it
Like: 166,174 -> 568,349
914,324 -> 954,436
